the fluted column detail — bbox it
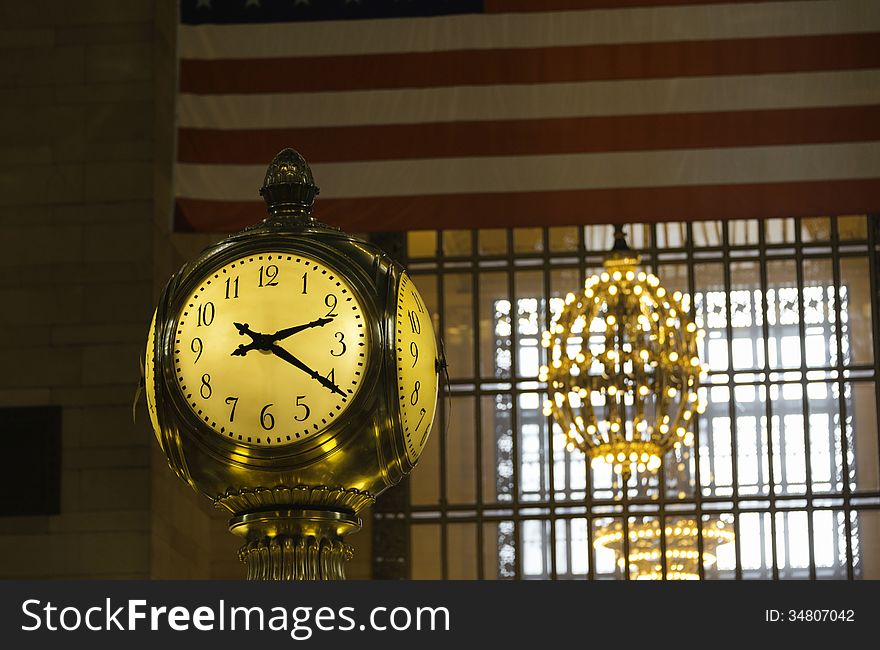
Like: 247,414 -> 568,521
228,508 -> 361,581
240,535 -> 353,580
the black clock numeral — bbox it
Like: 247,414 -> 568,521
301,272 -> 308,294
326,368 -> 336,385
408,310 -> 421,334
225,396 -> 238,422
324,293 -> 338,317
260,404 -> 275,430
410,380 -> 421,406
415,407 -> 427,431
200,373 -> 212,399
197,302 -> 215,327
410,341 -> 419,367
412,290 -> 425,313
225,276 -> 239,299
259,264 -> 279,287
293,395 -> 310,422
191,337 -> 203,363
331,332 -> 346,357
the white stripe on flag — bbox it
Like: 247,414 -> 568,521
176,142 -> 880,200
177,70 -> 880,129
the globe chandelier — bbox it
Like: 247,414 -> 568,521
539,225 -> 708,479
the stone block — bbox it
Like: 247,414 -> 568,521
83,219 -> 151,263
0,223 -> 83,267
86,42 -> 152,84
0,28 -> 55,49
0,285 -> 83,324
74,531 -> 150,575
0,144 -> 54,165
0,0 -> 151,27
0,44 -> 85,88
83,280 -> 152,323
80,467 -> 150,511
0,345 -> 82,388
64,405 -> 150,448
85,160 -> 153,201
86,101 -> 152,142
55,80 -> 152,104
0,163 -> 85,206
57,22 -> 153,46
63,446 -> 150,471
0,387 -> 52,407
82,342 -> 143,385
51,322 -> 146,346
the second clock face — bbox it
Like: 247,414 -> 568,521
173,252 -> 369,447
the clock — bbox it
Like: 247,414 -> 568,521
144,148 -> 441,579
171,253 -> 368,447
394,272 -> 438,464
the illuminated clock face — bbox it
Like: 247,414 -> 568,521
395,273 -> 439,464
172,253 -> 369,447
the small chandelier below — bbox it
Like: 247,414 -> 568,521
593,516 -> 735,580
539,226 -> 707,479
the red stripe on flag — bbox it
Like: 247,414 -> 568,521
177,105 -> 880,164
174,179 -> 880,233
179,33 -> 880,94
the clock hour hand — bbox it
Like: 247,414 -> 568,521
268,344 -> 346,397
269,316 -> 333,342
231,322 -> 271,357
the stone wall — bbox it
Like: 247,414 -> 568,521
0,0 -> 157,578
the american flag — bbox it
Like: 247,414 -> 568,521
174,0 -> 880,233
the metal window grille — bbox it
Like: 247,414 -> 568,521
372,216 -> 880,580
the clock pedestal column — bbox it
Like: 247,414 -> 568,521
230,509 -> 360,580
216,485 -> 375,581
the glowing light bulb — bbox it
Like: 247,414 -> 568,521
608,285 -> 618,295
667,387 -> 677,398
669,351 -> 679,362
600,272 -> 610,282
606,315 -> 617,325
656,287 -> 666,298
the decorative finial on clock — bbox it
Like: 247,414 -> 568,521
259,148 -> 320,217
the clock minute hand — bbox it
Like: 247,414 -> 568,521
268,343 -> 346,397
269,316 -> 334,342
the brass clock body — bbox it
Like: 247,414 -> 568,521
144,149 -> 440,579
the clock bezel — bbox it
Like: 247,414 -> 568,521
155,233 -> 383,469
